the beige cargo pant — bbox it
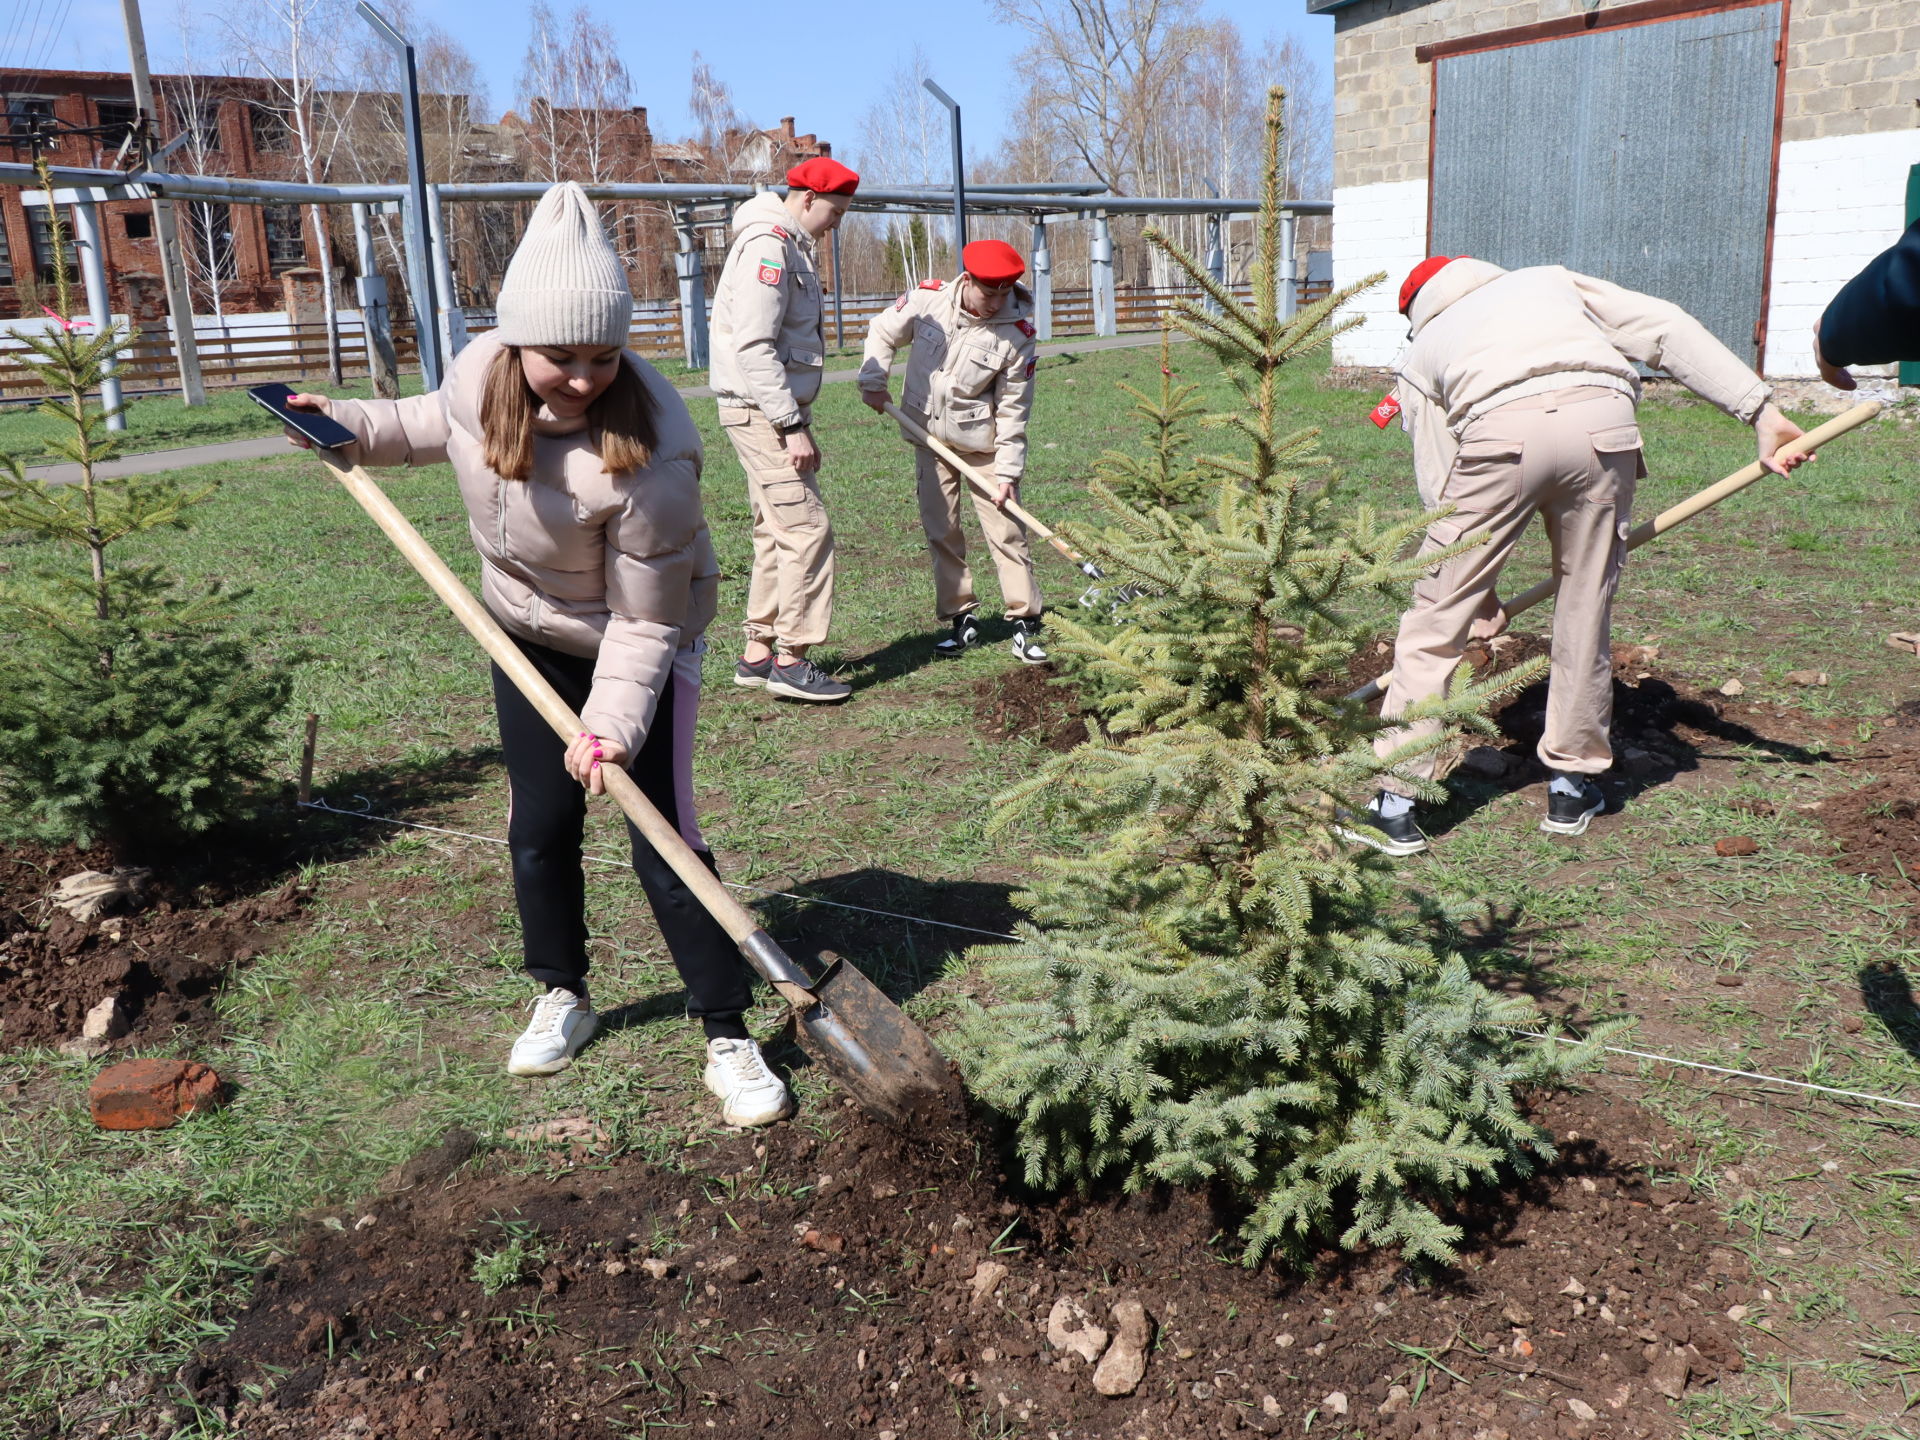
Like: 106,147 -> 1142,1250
720,406 -> 835,656
915,446 -> 1042,621
1376,385 -> 1642,794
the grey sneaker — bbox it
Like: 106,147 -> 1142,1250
1011,618 -> 1048,665
1333,800 -> 1430,858
733,653 -> 775,688
934,613 -> 981,657
765,656 -> 851,703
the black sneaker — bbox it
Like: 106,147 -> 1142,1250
765,656 -> 851,703
1010,618 -> 1048,665
733,653 -> 774,689
1333,799 -> 1429,857
1540,777 -> 1606,836
934,613 -> 981,657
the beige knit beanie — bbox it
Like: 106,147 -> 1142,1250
494,182 -> 633,348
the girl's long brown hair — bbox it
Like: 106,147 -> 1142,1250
480,345 -> 659,481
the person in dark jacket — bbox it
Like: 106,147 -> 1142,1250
1813,217 -> 1920,390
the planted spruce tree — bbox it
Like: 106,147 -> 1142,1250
0,162 -> 297,853
953,90 -> 1606,1268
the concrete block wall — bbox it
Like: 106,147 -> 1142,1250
1328,0 -> 1920,376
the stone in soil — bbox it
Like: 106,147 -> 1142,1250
89,1058 -> 223,1130
190,1089 -> 1744,1440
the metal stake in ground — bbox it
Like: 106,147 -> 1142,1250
313,448 -> 959,1128
1348,400 -> 1885,703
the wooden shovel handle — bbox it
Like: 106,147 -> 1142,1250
1348,400 -> 1884,703
881,400 -> 1073,551
317,450 -> 817,1007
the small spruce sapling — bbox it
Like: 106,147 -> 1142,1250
0,160 -> 298,853
953,90 -> 1610,1269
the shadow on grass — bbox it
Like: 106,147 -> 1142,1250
1430,672 -> 1839,838
146,743 -> 505,901
841,628 -> 957,692
1859,961 -> 1920,1061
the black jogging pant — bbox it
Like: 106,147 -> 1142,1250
491,634 -> 753,1039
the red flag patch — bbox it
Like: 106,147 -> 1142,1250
1369,393 -> 1402,428
894,292 -> 910,310
918,278 -> 944,290
1016,318 -> 1035,338
757,260 -> 783,286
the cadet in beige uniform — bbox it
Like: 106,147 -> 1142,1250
1340,256 -> 1811,857
859,239 -> 1046,663
710,156 -> 859,703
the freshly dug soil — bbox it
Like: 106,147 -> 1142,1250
975,666 -> 1088,752
193,1088 -> 1743,1440
0,844 -> 312,1051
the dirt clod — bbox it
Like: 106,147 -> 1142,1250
1714,836 -> 1759,857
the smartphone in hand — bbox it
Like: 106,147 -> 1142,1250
249,382 -> 359,450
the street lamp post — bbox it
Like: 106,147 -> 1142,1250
921,79 -> 966,259
356,1 -> 442,390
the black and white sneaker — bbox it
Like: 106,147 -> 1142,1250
1333,797 -> 1430,857
765,656 -> 851,703
934,613 -> 981,657
1540,777 -> 1606,836
1010,618 -> 1048,665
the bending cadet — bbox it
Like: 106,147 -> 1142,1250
858,239 -> 1047,663
711,157 -> 860,704
1341,256 -> 1810,858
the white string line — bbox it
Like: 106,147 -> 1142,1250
297,797 -> 1920,1116
297,797 -> 1024,941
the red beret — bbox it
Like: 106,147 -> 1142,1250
786,157 -> 859,197
1399,255 -> 1460,314
962,239 -> 1025,285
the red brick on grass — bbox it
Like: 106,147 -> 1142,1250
88,1058 -> 223,1130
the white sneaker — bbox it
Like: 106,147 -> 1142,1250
507,986 -> 597,1076
702,1037 -> 795,1127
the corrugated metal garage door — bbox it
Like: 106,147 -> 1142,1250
1430,5 -> 1780,363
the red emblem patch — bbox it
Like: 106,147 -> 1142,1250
770,225 -> 790,240
757,261 -> 783,287
1369,393 -> 1402,429
894,292 -> 910,310
919,278 -> 944,290
1024,358 -> 1036,380
1017,318 -> 1035,338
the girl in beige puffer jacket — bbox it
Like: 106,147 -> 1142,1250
285,184 -> 792,1128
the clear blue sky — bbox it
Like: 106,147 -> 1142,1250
40,0 -> 1331,168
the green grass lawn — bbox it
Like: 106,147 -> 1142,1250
2,340 -> 1918,1436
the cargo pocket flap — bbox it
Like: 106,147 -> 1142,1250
1455,440 -> 1523,465
786,348 -> 823,369
1590,424 -> 1642,453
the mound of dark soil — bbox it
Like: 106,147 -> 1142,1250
192,1089 -> 1742,1440
0,845 -> 311,1051
975,666 -> 1088,752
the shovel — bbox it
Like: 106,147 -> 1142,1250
312,447 -> 959,1128
1348,400 -> 1884,703
879,401 -> 1122,604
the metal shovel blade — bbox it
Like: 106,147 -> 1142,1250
795,952 -> 962,1128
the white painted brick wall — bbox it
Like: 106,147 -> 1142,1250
1764,129 -> 1920,377
1330,179 -> 1428,370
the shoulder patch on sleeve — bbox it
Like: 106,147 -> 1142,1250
894,292 -> 910,310
1016,318 -> 1035,338
918,278 -> 944,291
1024,357 -> 1037,380
756,259 -> 784,286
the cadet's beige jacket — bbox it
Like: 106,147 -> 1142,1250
323,329 -> 720,758
708,191 -> 826,429
1394,260 -> 1772,507
857,278 -> 1040,483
